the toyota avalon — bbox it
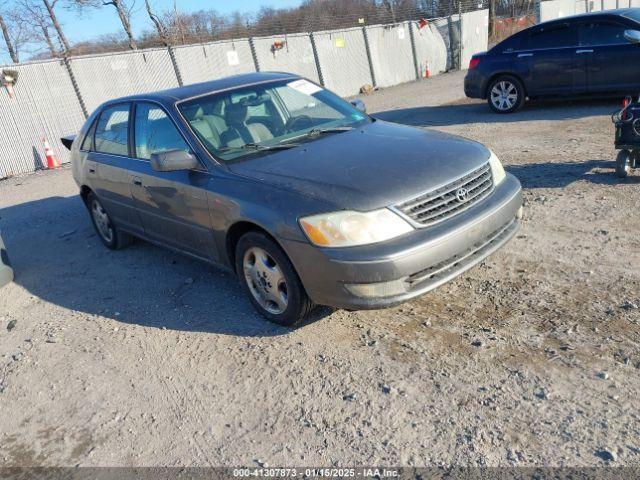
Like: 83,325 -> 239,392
65,72 -> 522,326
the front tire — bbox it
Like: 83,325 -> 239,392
235,232 -> 314,327
87,192 -> 133,250
616,150 -> 631,178
487,75 -> 525,114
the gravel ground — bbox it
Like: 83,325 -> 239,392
0,70 -> 639,467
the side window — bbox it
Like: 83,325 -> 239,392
580,21 -> 627,46
95,104 -> 130,156
81,119 -> 97,151
525,23 -> 577,49
134,103 -> 190,160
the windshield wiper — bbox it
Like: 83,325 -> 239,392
218,142 -> 301,154
287,126 -> 355,142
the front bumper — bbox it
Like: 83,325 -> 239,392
282,173 -> 522,310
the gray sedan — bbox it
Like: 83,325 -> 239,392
66,72 -> 522,326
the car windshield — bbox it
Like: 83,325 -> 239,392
622,9 -> 640,24
177,78 -> 371,161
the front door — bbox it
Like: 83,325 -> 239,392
578,20 -> 640,94
129,102 -> 218,262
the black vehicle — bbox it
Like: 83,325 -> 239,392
465,8 -> 640,113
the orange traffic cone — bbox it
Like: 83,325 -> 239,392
43,138 -> 60,169
424,60 -> 430,78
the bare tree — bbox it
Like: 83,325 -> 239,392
0,11 -> 18,62
0,1 -> 34,63
18,0 -> 58,57
102,0 -> 136,49
41,0 -> 71,53
145,0 -> 168,46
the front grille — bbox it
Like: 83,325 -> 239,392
395,163 -> 494,227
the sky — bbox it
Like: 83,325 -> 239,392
1,0 -> 302,63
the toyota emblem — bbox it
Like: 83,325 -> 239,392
455,187 -> 469,203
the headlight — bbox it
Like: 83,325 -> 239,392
299,208 -> 413,247
488,150 -> 506,185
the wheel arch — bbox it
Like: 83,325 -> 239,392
225,221 -> 283,275
79,185 -> 93,207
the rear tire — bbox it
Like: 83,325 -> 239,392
235,231 -> 314,327
87,192 -> 133,250
487,75 -> 525,114
616,150 -> 631,178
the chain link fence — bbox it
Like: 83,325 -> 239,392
0,9 -> 489,179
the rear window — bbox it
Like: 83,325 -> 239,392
492,33 -> 522,52
94,104 -> 130,156
523,23 -> 577,49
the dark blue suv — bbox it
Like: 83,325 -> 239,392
465,8 -> 640,113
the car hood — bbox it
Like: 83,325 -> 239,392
228,120 -> 491,212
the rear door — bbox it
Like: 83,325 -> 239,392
578,19 -> 640,93
84,102 -> 144,236
129,101 -> 218,261
520,21 -> 583,96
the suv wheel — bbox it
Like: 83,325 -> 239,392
487,76 -> 525,114
616,150 -> 631,178
87,192 -> 133,250
235,231 -> 315,327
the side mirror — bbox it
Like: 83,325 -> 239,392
350,99 -> 366,113
150,150 -> 199,172
624,29 -> 640,44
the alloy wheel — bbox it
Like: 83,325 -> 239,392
490,81 -> 518,112
242,246 -> 289,315
91,199 -> 114,243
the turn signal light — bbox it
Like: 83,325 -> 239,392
469,57 -> 481,69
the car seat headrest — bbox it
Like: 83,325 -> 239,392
226,102 -> 248,126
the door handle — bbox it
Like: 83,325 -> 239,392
132,176 -> 142,186
517,52 -> 533,57
88,168 -> 96,174
576,49 -> 594,54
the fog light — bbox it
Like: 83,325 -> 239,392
516,206 -> 523,219
345,279 -> 407,298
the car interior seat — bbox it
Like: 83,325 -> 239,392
183,105 -> 227,151
221,102 -> 274,148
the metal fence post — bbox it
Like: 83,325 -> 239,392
362,26 -> 377,88
248,37 -> 260,72
62,55 -> 88,119
309,32 -> 324,86
167,46 -> 183,87
458,1 -> 463,70
408,20 -> 421,80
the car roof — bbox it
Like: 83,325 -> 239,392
105,71 -> 301,105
